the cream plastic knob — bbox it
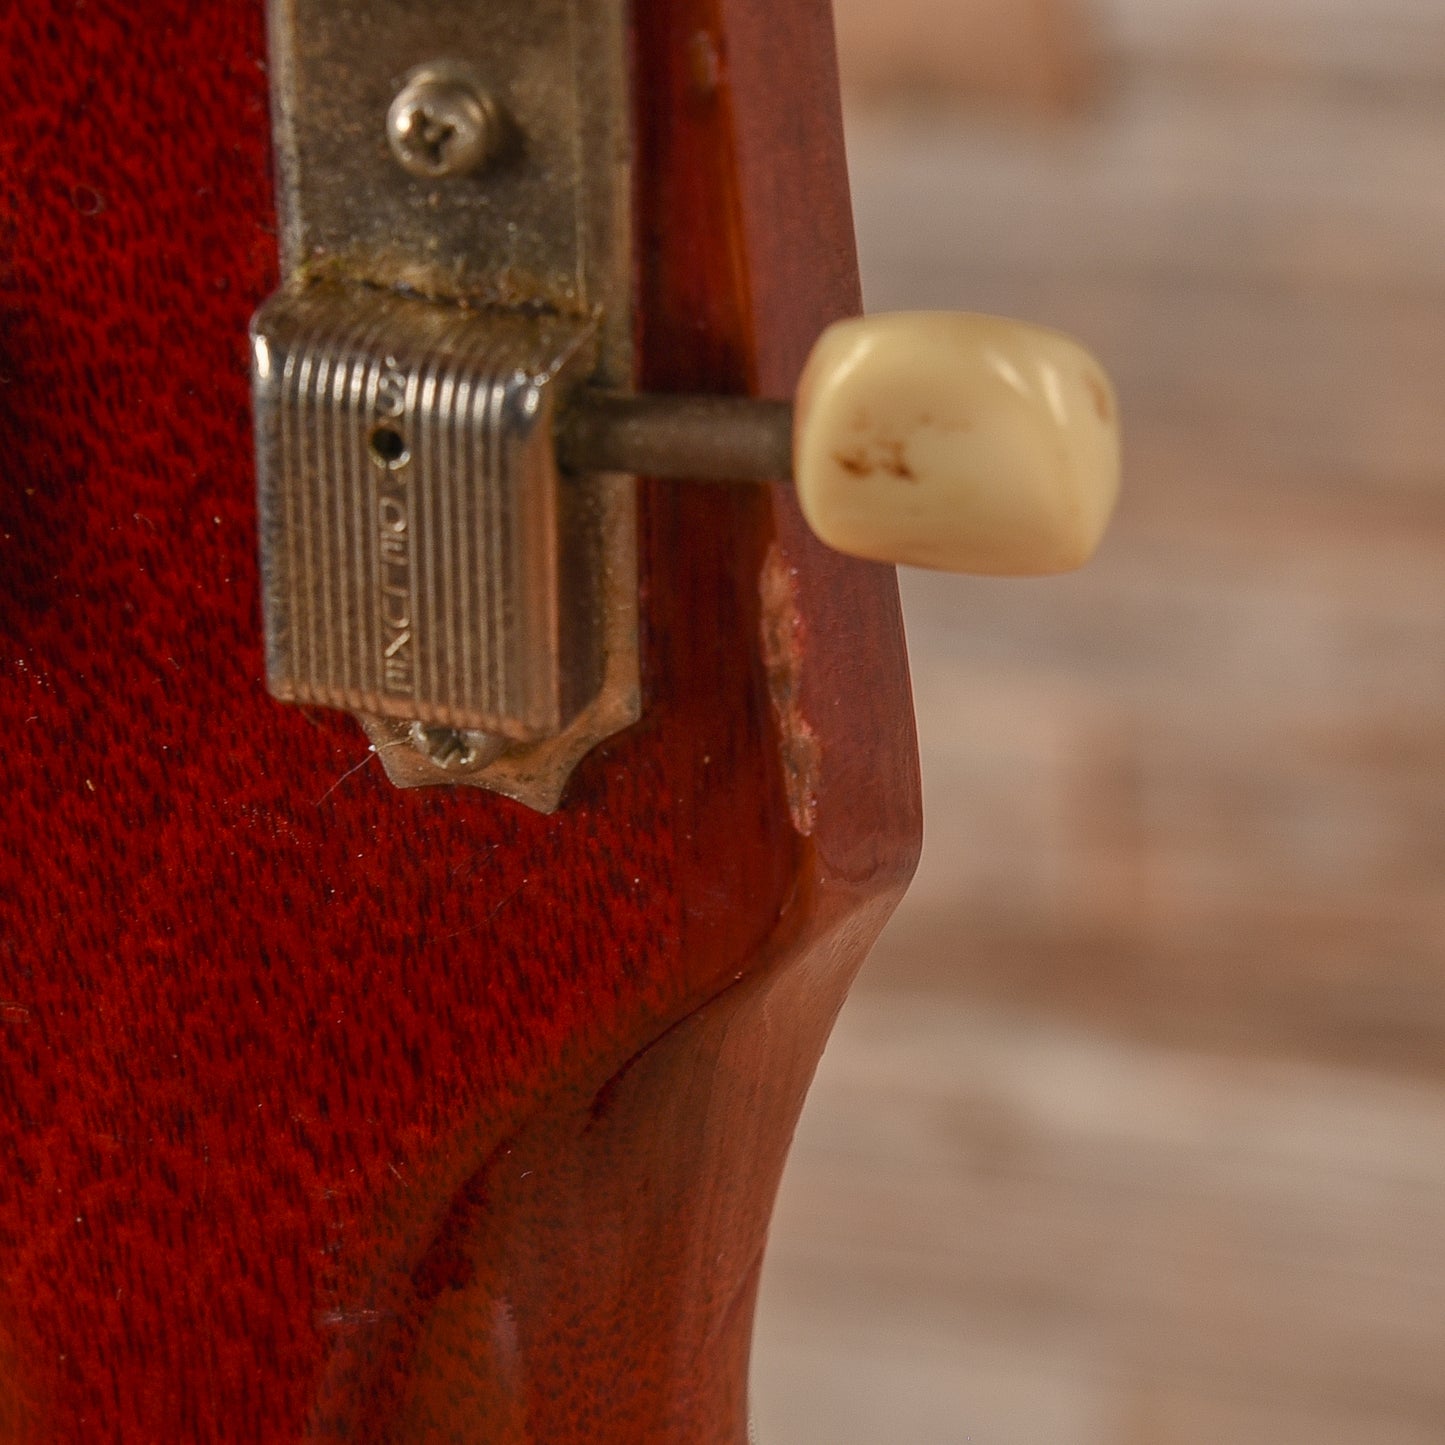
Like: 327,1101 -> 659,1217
793,312 -> 1121,576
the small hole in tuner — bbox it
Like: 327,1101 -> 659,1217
369,426 -> 410,470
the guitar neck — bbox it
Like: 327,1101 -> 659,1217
0,0 -> 920,1439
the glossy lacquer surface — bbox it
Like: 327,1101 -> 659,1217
0,1 -> 921,1440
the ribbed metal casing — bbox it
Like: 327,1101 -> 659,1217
252,286 -> 597,742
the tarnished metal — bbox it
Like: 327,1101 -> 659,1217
386,62 -> 508,181
259,0 -> 638,811
266,0 -> 632,366
561,394 -> 797,484
407,723 -> 512,772
253,287 -> 599,742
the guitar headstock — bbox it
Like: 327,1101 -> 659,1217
0,0 -> 1115,1438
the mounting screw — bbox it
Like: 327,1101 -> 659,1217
408,722 -> 510,773
386,63 -> 506,181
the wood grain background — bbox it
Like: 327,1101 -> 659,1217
753,1 -> 1445,1439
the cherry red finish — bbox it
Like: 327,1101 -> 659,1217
0,1 -> 921,1440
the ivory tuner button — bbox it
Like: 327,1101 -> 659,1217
793,312 -> 1122,576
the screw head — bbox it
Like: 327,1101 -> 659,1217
387,64 -> 503,180
408,722 -> 510,773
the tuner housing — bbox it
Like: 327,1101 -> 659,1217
257,0 -> 639,812
254,289 -> 602,745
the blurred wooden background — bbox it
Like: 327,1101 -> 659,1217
833,0 -> 1095,112
753,1 -> 1445,1441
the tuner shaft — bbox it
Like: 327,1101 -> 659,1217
559,393 -> 796,484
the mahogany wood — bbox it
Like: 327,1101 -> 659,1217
0,1 -> 921,1440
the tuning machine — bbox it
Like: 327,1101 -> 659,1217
561,310 -> 1120,577
254,0 -> 1120,812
